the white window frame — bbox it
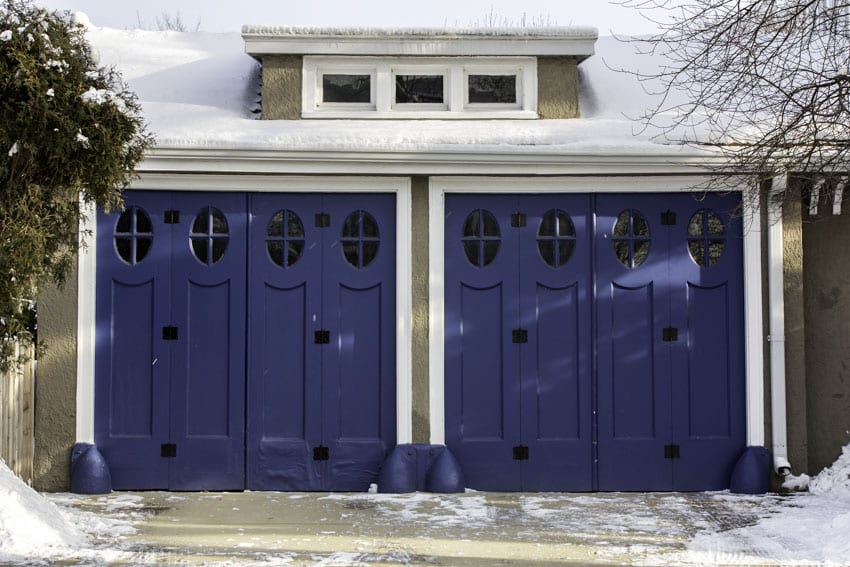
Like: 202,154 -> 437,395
302,56 -> 538,119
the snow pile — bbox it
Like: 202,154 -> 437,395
0,460 -> 84,563
684,443 -> 850,566
809,443 -> 850,497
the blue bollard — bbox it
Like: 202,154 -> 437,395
71,443 -> 112,494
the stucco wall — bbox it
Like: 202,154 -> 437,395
537,56 -> 581,119
411,176 -> 430,443
33,266 -> 78,491
801,191 -> 850,474
260,55 -> 303,120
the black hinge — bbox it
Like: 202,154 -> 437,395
661,210 -> 677,225
664,444 -> 680,459
511,213 -> 527,227
164,210 -> 180,224
662,327 -> 679,342
162,326 -> 178,341
161,443 -> 177,458
512,329 -> 529,343
313,446 -> 329,461
315,213 -> 330,228
314,330 -> 330,344
513,445 -> 529,460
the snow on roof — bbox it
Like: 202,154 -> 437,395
240,26 -> 599,39
83,22 -> 694,157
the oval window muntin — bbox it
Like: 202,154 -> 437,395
687,208 -> 726,267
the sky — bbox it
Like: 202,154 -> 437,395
34,0 -> 662,35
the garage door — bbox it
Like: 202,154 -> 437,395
96,191 -> 395,491
445,192 -> 745,491
95,191 -> 247,490
247,194 -> 396,491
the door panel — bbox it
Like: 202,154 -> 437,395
670,194 -> 745,491
96,192 -> 171,489
247,194 -> 323,490
445,195 -> 522,490
169,193 -> 247,490
323,195 -> 397,491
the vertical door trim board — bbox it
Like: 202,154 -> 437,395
77,175 -> 414,448
428,176 -> 763,447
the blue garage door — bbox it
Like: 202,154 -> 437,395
445,192 -> 745,491
444,194 -> 593,491
96,191 -> 247,490
596,193 -> 746,491
247,194 -> 396,491
96,191 -> 395,491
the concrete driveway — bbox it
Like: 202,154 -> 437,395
47,489 -> 787,566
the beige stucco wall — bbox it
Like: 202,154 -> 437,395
537,56 -> 581,119
800,186 -> 850,474
260,55 -> 303,120
34,266 -> 78,491
411,176 -> 430,443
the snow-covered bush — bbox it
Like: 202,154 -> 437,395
0,0 -> 152,369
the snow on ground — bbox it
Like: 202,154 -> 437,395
0,459 -> 146,565
676,445 -> 850,566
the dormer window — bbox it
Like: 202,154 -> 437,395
243,26 -> 599,121
303,56 -> 536,119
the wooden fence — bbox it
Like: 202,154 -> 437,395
0,341 -> 35,484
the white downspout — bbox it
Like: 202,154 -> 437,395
768,175 -> 792,476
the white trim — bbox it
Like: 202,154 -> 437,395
767,177 -> 789,470
428,182 -> 445,445
75,200 -> 97,444
302,56 -> 537,119
395,181 -> 413,444
139,147 -> 724,176
77,175 -> 414,447
427,175 -> 764,447
744,191 -> 766,447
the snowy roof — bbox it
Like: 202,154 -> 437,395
82,21 -> 699,161
241,26 -> 598,58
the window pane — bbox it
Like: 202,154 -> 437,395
463,241 -> 480,266
323,74 -> 371,103
468,75 -> 517,104
135,209 -> 152,234
287,241 -> 304,267
463,210 -> 481,237
558,240 -> 575,266
192,209 -> 209,234
688,240 -> 705,266
268,212 -> 284,237
192,239 -> 208,264
116,237 -> 132,263
538,240 -> 555,266
482,241 -> 500,266
136,238 -> 152,262
116,210 -> 132,234
267,241 -> 284,267
343,242 -> 359,266
211,209 -> 228,234
633,240 -> 650,267
287,211 -> 304,238
632,212 -> 650,237
362,241 -> 379,267
557,212 -> 575,237
538,211 -> 556,237
211,238 -> 228,263
396,75 -> 444,103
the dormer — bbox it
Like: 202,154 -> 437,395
241,27 -> 598,120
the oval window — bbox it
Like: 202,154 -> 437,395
114,207 -> 153,265
190,206 -> 229,265
688,209 -> 726,267
612,209 -> 651,268
266,210 -> 305,268
461,209 -> 500,267
341,210 -> 380,268
537,209 -> 576,268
